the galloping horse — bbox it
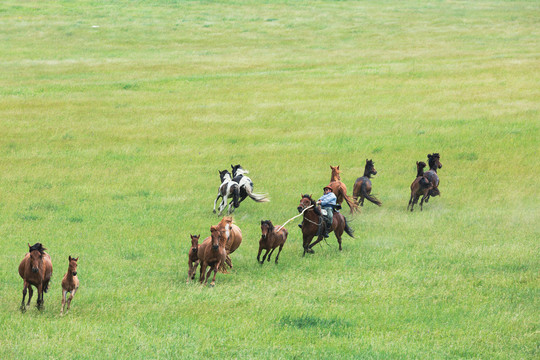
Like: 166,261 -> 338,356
18,243 -> 53,311
424,153 -> 442,203
329,165 -> 359,214
60,256 -> 79,315
187,234 -> 201,283
230,164 -> 270,205
257,220 -> 288,264
297,194 -> 354,256
213,170 -> 240,215
198,225 -> 228,286
407,161 -> 432,212
352,159 -> 382,207
215,216 -> 242,271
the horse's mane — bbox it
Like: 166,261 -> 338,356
29,242 -> 46,254
427,153 -> 440,168
302,194 -> 315,203
261,220 -> 274,231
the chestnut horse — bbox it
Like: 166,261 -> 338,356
198,225 -> 228,286
216,216 -> 242,271
352,159 -> 382,207
407,161 -> 432,211
297,194 -> 354,256
18,243 -> 53,311
424,153 -> 442,203
187,234 -> 201,283
329,166 -> 359,213
61,256 -> 79,315
257,220 -> 288,264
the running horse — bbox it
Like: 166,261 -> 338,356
297,194 -> 354,256
60,256 -> 79,315
352,159 -> 382,207
407,161 -> 432,211
18,243 -> 53,311
329,166 -> 359,214
424,153 -> 442,203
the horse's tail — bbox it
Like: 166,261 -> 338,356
344,217 -> 354,238
361,182 -> 382,206
343,193 -> 359,213
246,181 -> 270,203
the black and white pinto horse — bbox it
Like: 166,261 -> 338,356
231,164 -> 270,205
213,170 -> 240,215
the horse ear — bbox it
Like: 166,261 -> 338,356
28,243 -> 31,249
75,257 -> 79,261
197,234 -> 200,238
69,256 -> 72,261
338,165 -> 340,169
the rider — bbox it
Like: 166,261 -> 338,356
317,185 -> 337,238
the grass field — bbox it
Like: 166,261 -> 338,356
0,0 -> 538,358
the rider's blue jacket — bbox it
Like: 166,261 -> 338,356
318,192 -> 337,208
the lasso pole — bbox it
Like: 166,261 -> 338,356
275,205 -> 314,232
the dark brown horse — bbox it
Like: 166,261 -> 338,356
60,256 -> 79,315
198,225 -> 227,286
329,165 -> 359,213
257,220 -> 288,264
407,161 -> 432,211
187,234 -> 200,283
353,159 -> 382,207
297,194 -> 354,256
18,243 -> 53,311
424,153 -> 442,203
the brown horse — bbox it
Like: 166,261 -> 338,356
187,234 -> 201,283
353,159 -> 382,207
407,161 -> 432,211
216,216 -> 242,271
297,194 -> 354,256
257,220 -> 288,264
329,165 -> 359,214
198,225 -> 227,286
18,243 -> 53,311
60,256 -> 79,315
424,153 -> 442,203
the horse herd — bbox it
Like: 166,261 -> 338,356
17,154 -> 442,310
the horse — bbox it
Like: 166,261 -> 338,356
424,153 -> 442,203
257,220 -> 288,264
407,161 -> 432,211
352,159 -> 382,207
18,243 -> 53,311
198,224 -> 228,286
215,216 -> 242,271
60,256 -> 79,315
297,194 -> 354,256
213,170 -> 240,215
230,164 -> 270,205
329,165 -> 359,214
187,234 -> 201,283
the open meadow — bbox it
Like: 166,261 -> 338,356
0,0 -> 538,358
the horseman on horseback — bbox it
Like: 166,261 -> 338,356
317,185 -> 338,238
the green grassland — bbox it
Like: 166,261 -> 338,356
0,0 -> 538,358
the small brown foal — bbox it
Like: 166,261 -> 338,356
60,256 -> 79,315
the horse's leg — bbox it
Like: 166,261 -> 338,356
21,282 -> 28,311
219,194 -> 229,215
187,259 -> 193,283
61,290 -> 67,315
302,233 -> 313,256
205,266 -> 213,286
275,244 -> 284,264
210,263 -> 220,287
257,246 -> 263,263
199,263 -> 207,284
420,192 -> 428,211
67,287 -> 77,312
37,283 -> 43,309
192,260 -> 199,279
27,285 -> 33,306
213,193 -> 222,214
335,225 -> 343,251
225,255 -> 233,269
261,249 -> 270,263
267,248 -> 276,262
309,234 -> 324,249
407,193 -> 413,211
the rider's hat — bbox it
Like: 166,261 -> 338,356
323,184 -> 333,191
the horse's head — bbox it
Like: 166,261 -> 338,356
231,164 -> 248,177
190,234 -> 200,253
260,220 -> 274,240
28,243 -> 46,273
219,169 -> 231,182
210,224 -> 228,251
366,159 -> 377,176
330,165 -> 341,180
428,153 -> 442,170
298,194 -> 315,213
68,256 -> 79,276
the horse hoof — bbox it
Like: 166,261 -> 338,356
20,305 -> 26,313
210,282 -> 215,287
213,210 -> 216,214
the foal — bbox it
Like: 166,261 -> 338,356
61,256 -> 79,315
407,161 -> 432,212
257,220 -> 288,264
187,234 -> 200,283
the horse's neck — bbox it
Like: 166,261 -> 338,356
65,267 -> 75,281
304,208 -> 320,221
363,168 -> 371,178
428,165 -> 437,173
331,174 -> 340,182
416,168 -> 424,177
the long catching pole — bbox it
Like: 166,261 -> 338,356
275,205 -> 314,232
